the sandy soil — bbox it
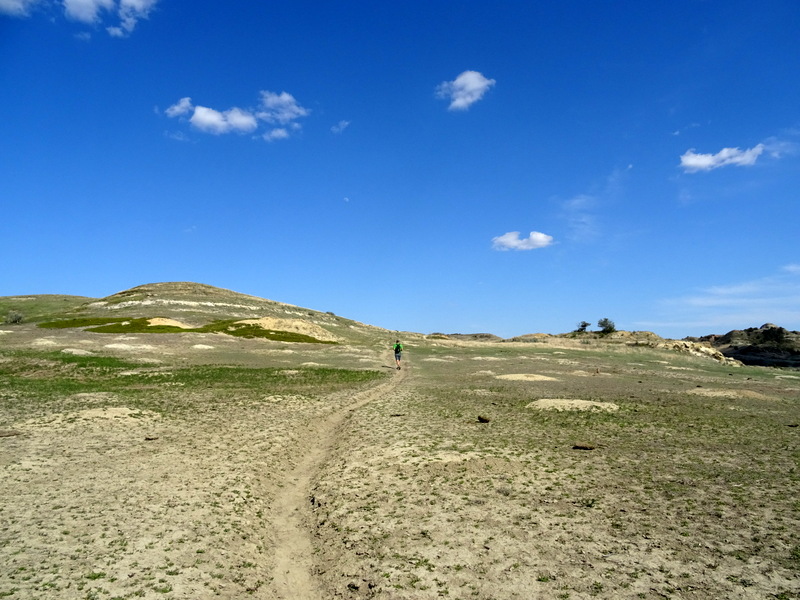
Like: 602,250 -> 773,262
1,325 -> 799,600
235,318 -> 342,343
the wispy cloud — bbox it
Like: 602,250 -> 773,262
1,0 -> 158,36
165,97 -> 193,118
165,91 -> 309,141
491,231 -> 553,251
671,122 -> 701,136
331,120 -> 350,134
63,0 -> 114,23
679,144 -> 765,172
561,193 -> 599,242
0,0 -> 39,16
436,70 -> 495,111
559,165 -> 631,243
257,91 -> 309,124
107,0 -> 158,37
640,265 -> 800,334
679,134 -> 798,173
782,263 -> 800,275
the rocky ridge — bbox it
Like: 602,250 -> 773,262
687,323 -> 800,368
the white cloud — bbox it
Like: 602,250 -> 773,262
492,231 -> 553,251
188,105 -> 257,135
680,144 -> 765,172
263,128 -> 289,142
165,96 -> 193,118
436,70 -> 496,111
257,91 -> 309,124
108,0 -> 157,36
331,120 -> 350,134
224,107 -> 259,132
0,0 -> 40,16
188,106 -> 229,134
63,0 -> 114,23
165,90 -> 307,140
2,0 -> 157,36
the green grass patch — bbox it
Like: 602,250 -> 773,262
0,349 -> 384,423
0,295 -> 95,324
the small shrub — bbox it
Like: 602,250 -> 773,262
4,311 -> 24,325
575,321 -> 590,333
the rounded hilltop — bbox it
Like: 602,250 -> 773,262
103,282 -> 267,304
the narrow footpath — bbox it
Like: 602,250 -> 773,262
270,361 -> 409,599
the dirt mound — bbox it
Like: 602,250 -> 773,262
496,373 -> 558,382
526,399 -> 619,411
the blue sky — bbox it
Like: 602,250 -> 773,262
1,1 -> 799,339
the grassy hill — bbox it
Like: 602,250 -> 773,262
2,282 -> 401,347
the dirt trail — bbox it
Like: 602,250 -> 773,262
271,363 -> 408,598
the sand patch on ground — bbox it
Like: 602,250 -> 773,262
192,344 -> 215,350
496,373 -> 559,382
688,388 -> 773,401
571,369 -> 608,377
61,348 -> 93,356
235,317 -> 340,342
147,317 -> 193,328
526,398 -> 620,411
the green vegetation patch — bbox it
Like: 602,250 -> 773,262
0,349 -> 384,424
0,295 -> 94,324
38,317 -> 336,344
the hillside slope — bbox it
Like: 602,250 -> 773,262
3,282 -> 400,347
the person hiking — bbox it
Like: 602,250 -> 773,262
393,340 -> 403,370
